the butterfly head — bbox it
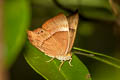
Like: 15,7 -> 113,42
27,28 -> 50,46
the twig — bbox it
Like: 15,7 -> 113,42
53,0 -> 114,22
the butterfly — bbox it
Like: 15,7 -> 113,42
27,13 -> 79,70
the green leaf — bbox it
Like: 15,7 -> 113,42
24,41 -> 92,80
4,0 -> 30,68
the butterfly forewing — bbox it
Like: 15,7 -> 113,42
38,14 -> 70,57
39,35 -> 63,57
52,31 -> 69,56
42,13 -> 69,34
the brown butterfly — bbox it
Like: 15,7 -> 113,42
27,13 -> 79,70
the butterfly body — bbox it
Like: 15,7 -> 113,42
27,13 -> 79,70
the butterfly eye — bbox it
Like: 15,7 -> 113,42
40,30 -> 43,33
37,30 -> 44,34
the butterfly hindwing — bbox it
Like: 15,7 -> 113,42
67,13 -> 79,53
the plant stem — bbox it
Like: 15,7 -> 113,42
73,47 -> 120,69
73,47 -> 120,62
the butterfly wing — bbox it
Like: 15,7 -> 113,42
67,13 -> 79,53
52,31 -> 69,56
42,13 -> 69,34
27,28 -> 51,48
39,31 -> 69,57
38,14 -> 70,57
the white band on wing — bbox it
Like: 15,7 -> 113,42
58,27 -> 69,31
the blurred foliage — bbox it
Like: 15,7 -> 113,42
57,0 -> 116,20
4,0 -> 30,67
75,21 -> 120,80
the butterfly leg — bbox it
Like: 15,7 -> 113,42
68,58 -> 73,66
46,57 -> 54,62
59,60 -> 64,71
